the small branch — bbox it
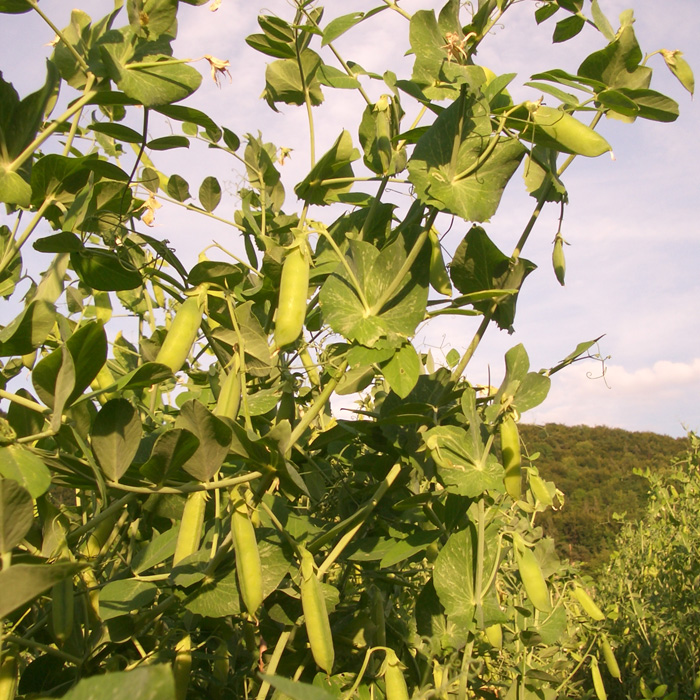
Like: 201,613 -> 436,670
105,472 -> 263,495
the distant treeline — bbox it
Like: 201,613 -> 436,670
519,423 -> 687,570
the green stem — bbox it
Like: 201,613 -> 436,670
155,194 -> 247,231
28,0 -> 90,73
368,208 -> 437,317
317,463 -> 401,578
457,638 -> 475,700
256,630 -> 292,700
283,359 -> 348,454
4,633 -> 83,665
105,472 -> 263,495
67,493 -> 136,544
63,74 -> 96,157
381,0 -> 412,20
0,389 -> 50,414
454,119 -> 506,181
358,176 -> 389,239
0,197 -> 54,276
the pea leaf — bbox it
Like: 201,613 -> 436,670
58,666 -> 174,700
91,398 -> 143,481
0,445 -> 51,498
0,300 -> 56,357
0,478 -> 34,552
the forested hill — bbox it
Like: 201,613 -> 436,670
519,423 -> 687,570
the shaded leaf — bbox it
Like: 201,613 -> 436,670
59,666 -> 174,700
0,478 -> 33,552
70,248 -> 143,291
91,399 -> 142,481
0,300 -> 55,357
0,445 -> 51,498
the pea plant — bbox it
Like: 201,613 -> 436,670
0,1 -> 691,699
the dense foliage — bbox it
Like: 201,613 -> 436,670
0,1 -> 692,699
595,433 -> 700,700
520,423 -> 686,569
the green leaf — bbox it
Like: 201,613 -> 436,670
590,0 -> 615,41
259,675 -> 336,700
294,130 -> 359,205
424,425 -> 504,497
185,565 -> 241,617
578,25 -> 652,91
262,49 -> 324,110
379,530 -> 440,568
0,1 -> 32,14
552,15 -> 585,43
0,445 -> 51,498
319,236 -> 429,348
91,399 -> 142,481
156,104 -> 222,141
0,562 -> 84,618
408,97 -> 526,221
167,173 -> 190,201
89,122 -> 144,143
450,226 -> 535,331
140,429 -> 200,485
100,579 -> 159,620
245,33 -> 297,59
131,526 -> 179,574
199,176 -> 222,212
174,400 -> 232,481
0,300 -> 55,357
0,478 -> 33,552
59,666 -> 175,700
127,0 -> 178,40
32,321 -> 107,409
33,231 -> 83,253
616,88 -> 679,122
0,171 -> 31,206
322,9 -> 384,46
70,248 -> 143,291
147,135 -> 189,150
381,343 -> 421,399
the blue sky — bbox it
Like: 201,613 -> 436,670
1,0 -> 698,437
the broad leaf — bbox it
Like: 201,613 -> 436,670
319,236 -> 429,348
0,445 -> 51,498
0,477 -> 33,552
0,562 -> 84,618
450,226 -> 535,331
0,300 -> 56,357
59,666 -> 175,700
381,343 -> 421,398
70,248 -> 143,291
175,400 -> 232,481
91,399 -> 142,481
32,321 -> 107,409
262,49 -> 324,110
140,429 -> 200,485
100,579 -> 159,620
408,97 -> 526,221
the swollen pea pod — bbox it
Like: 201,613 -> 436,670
428,228 -> 452,297
500,415 -> 522,500
173,633 -> 192,700
274,244 -> 310,349
0,650 -> 17,700
81,511 -> 119,560
590,657 -> 607,700
51,575 -> 74,643
383,649 -> 409,700
155,295 -> 203,372
571,582 -> 605,621
212,639 -> 230,685
300,548 -> 334,674
213,356 -> 241,422
231,487 -> 263,615
509,102 -> 612,157
173,490 -> 208,566
513,535 -> 551,613
599,634 -> 621,680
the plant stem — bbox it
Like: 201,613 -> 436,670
0,197 -> 54,277
0,390 -> 50,414
105,472 -> 263,495
283,359 -> 348,454
256,630 -> 292,700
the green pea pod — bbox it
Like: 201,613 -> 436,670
0,650 -> 17,700
274,245 -> 309,349
599,634 -> 621,680
51,575 -> 74,643
81,511 -> 119,559
428,228 -> 452,297
509,103 -> 612,157
529,474 -> 553,507
514,536 -> 551,613
212,639 -> 230,685
384,649 -> 409,700
231,488 -> 263,615
300,548 -> 334,674
173,633 -> 192,700
591,657 -> 607,700
213,357 -> 241,422
572,582 -> 605,621
552,235 -> 566,286
173,490 -> 208,566
156,295 -> 203,372
501,416 -> 522,500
